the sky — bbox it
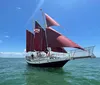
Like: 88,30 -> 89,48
0,0 -> 100,57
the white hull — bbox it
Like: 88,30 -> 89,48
25,46 -> 96,67
26,56 -> 69,67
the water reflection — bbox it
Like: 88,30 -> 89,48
24,65 -> 72,85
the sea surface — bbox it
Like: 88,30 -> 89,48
0,58 -> 100,85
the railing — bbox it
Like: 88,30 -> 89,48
26,55 -> 68,63
26,46 -> 96,63
68,46 -> 96,59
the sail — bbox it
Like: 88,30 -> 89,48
34,21 -> 47,51
44,13 -> 60,27
46,27 -> 84,50
26,30 -> 34,52
52,47 -> 67,53
34,21 -> 67,53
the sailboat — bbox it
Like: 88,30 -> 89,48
25,9 -> 96,67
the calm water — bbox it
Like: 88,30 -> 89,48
0,58 -> 100,85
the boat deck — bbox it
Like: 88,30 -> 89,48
25,46 -> 96,67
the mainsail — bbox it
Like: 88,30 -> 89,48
34,21 -> 47,51
26,30 -> 34,52
34,21 -> 67,53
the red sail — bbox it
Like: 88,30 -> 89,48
34,21 -> 47,51
45,13 -> 60,27
26,30 -> 34,52
46,27 -> 84,50
52,47 -> 67,53
34,21 -> 67,53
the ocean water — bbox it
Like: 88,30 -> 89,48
0,58 -> 100,85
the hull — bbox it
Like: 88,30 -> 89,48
26,59 -> 69,67
25,46 -> 95,68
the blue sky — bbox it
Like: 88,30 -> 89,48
0,0 -> 100,57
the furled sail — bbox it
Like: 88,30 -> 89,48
46,27 -> 84,50
26,30 -> 34,52
44,13 -> 60,27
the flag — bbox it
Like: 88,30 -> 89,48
34,29 -> 40,33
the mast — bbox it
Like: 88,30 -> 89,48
32,20 -> 34,51
40,9 -> 48,51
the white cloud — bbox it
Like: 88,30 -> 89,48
24,49 -> 26,52
0,52 -> 26,58
25,0 -> 44,27
4,35 -> 10,38
16,7 -> 22,10
0,40 -> 3,43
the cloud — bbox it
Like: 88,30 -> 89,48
4,35 -> 10,38
16,7 -> 22,10
0,52 -> 26,58
25,0 -> 44,27
24,49 -> 26,52
0,40 -> 3,43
